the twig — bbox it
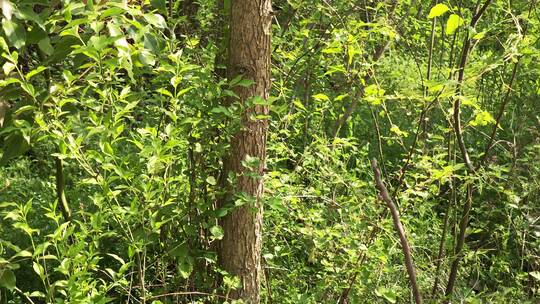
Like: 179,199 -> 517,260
371,158 -> 423,304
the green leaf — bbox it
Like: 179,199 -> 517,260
0,132 -> 30,166
470,111 -> 495,126
15,6 -> 45,30
530,271 -> 540,281
25,66 -> 46,80
0,269 -> 16,291
236,78 -> 255,87
375,287 -> 397,303
144,13 -> 167,29
169,242 -> 188,258
139,49 -> 156,66
37,37 -> 54,55
150,0 -> 167,13
0,36 -> 9,51
312,93 -> 330,101
206,176 -> 217,185
20,82 -> 35,97
473,31 -> 486,40
32,262 -> 45,279
210,225 -> 224,240
293,99 -> 306,111
2,61 -> 15,75
89,35 -> 118,51
446,14 -> 464,35
390,125 -> 409,137
428,3 -> 449,18
2,19 -> 26,49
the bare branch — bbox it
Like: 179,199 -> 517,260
371,158 -> 423,304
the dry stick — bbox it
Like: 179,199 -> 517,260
371,159 -> 423,304
444,1 -> 493,301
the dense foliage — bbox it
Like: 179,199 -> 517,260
0,0 -> 539,303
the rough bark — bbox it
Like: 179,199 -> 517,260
218,0 -> 272,303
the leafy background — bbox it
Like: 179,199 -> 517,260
0,0 -> 539,303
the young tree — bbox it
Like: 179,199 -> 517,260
218,0 -> 272,302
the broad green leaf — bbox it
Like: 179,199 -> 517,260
37,37 -> 54,55
178,260 -> 193,279
20,82 -> 35,97
470,111 -> 495,126
0,269 -> 16,290
144,13 -> 167,29
210,225 -> 224,240
446,14 -> 464,35
0,36 -> 8,51
206,176 -> 217,185
2,61 -> 15,75
0,132 -> 30,166
32,262 -> 45,279
2,19 -> 26,49
428,3 -> 449,18
375,287 -> 397,303
169,242 -> 188,258
150,0 -> 167,13
15,7 -> 45,30
100,7 -> 125,18
139,49 -> 156,66
89,35 -> 119,51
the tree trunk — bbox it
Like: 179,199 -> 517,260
218,0 -> 272,303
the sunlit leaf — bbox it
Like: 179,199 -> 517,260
428,3 -> 449,18
446,14 -> 464,35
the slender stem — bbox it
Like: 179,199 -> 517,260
371,159 -> 423,304
55,154 -> 71,222
426,1 -> 437,86
370,106 -> 387,177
